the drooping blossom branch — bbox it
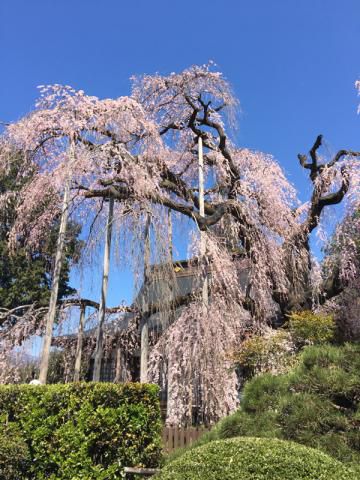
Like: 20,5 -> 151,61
1,65 -> 360,421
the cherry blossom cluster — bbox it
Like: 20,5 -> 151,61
1,65 -> 360,423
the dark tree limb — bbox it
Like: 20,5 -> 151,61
307,166 -> 350,232
298,134 -> 360,183
298,134 -> 323,181
59,298 -> 135,313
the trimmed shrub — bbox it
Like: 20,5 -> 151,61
0,382 -> 162,480
194,343 -> 360,470
0,419 -> 30,480
156,437 -> 357,480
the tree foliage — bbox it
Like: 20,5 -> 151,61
230,329 -> 295,378
287,310 -> 335,346
231,311 -> 336,381
0,64 -> 359,422
0,148 -> 81,310
0,148 -> 83,383
321,210 -> 360,340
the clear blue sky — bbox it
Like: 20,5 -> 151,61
1,0 -> 360,308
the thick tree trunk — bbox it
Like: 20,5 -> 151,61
93,197 -> 114,381
280,232 -> 313,313
73,303 -> 86,382
39,180 -> 70,384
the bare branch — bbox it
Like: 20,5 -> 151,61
298,134 -> 323,181
328,149 -> 360,168
299,134 -> 360,183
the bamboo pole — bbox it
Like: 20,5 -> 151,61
140,319 -> 149,383
198,136 -> 208,306
39,151 -> 72,384
73,303 -> 86,382
114,340 -> 122,383
93,197 -> 114,381
168,208 -> 173,262
140,214 -> 151,383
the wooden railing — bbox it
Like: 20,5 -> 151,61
162,425 -> 211,454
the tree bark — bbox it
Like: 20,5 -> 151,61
93,197 -> 114,381
279,233 -> 312,313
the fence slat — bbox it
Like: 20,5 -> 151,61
179,426 -> 185,449
174,425 -> 179,451
162,426 -> 210,454
162,427 -> 168,454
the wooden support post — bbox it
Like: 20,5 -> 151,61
198,136 -> 208,306
114,340 -> 122,383
140,214 -> 151,384
73,303 -> 86,382
93,197 -> 114,381
168,208 -> 173,261
140,317 -> 149,383
39,147 -> 72,384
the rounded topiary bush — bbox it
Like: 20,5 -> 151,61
156,437 -> 357,480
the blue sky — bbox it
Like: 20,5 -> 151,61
1,0 -> 360,309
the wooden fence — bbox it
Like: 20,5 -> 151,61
162,426 -> 211,454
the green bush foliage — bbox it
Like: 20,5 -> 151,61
156,437 -> 357,480
287,310 -> 335,345
232,312 -> 336,380
0,382 -> 162,480
0,418 -> 30,480
231,310 -> 336,381
200,344 -> 360,470
231,330 -> 295,378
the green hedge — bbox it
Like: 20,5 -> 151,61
0,382 -> 162,480
0,420 -> 30,480
156,437 -> 357,480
